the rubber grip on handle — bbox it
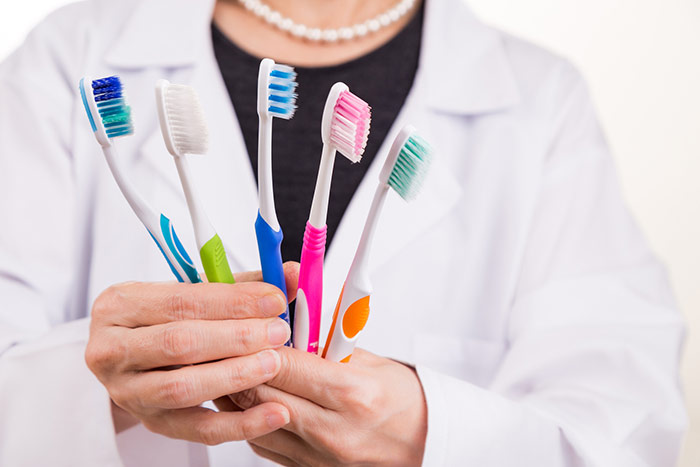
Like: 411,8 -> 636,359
296,222 -> 327,353
149,214 -> 202,283
255,212 -> 290,331
200,234 -> 235,284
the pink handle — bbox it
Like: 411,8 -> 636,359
297,222 -> 327,353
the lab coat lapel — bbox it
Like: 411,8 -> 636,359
322,0 -> 521,308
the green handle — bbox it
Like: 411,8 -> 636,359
200,234 -> 235,284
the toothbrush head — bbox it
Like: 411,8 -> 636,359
380,125 -> 433,201
258,58 -> 298,120
321,82 -> 371,163
155,79 -> 209,157
79,76 -> 133,147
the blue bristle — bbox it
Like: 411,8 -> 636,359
268,64 -> 297,119
91,76 -> 134,138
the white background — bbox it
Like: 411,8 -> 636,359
1,1 -> 698,465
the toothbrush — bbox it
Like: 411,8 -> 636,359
322,125 -> 433,362
293,83 -> 371,353
155,80 -> 235,284
256,58 -> 297,330
79,76 -> 201,283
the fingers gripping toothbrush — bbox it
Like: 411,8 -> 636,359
294,83 -> 371,353
155,80 -> 235,284
256,58 -> 297,329
322,126 -> 433,362
79,76 -> 201,283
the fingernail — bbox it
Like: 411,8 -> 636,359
259,294 -> 285,315
266,410 -> 289,429
258,350 -> 280,375
268,320 -> 290,346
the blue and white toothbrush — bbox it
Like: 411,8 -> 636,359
255,58 -> 297,330
79,76 -> 201,283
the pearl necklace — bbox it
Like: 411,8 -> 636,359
238,0 -> 417,43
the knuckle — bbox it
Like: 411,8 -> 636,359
350,380 -> 382,414
85,338 -> 124,375
196,420 -> 224,446
235,324 -> 257,350
238,417 -> 258,441
168,291 -> 199,321
161,325 -> 197,361
91,284 -> 124,320
159,376 -> 195,407
230,388 -> 259,410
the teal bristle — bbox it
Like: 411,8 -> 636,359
92,76 -> 134,138
387,133 -> 433,200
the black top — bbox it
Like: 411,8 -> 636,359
212,5 -> 423,263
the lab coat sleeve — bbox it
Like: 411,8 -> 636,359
416,65 -> 687,466
0,8 -> 122,466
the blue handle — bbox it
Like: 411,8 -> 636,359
147,214 -> 202,283
255,212 -> 290,330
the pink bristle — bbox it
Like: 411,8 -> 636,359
329,90 -> 371,162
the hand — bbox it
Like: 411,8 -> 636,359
85,263 -> 299,444
229,347 -> 428,466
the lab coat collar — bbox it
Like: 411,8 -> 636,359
105,0 -> 520,115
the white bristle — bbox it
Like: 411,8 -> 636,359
163,84 -> 209,155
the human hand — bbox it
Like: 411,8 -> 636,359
85,263 -> 299,444
229,347 -> 428,466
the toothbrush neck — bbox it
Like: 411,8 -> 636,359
258,116 -> 280,230
308,144 -> 337,228
349,183 -> 388,277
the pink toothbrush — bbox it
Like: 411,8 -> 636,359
293,82 -> 371,353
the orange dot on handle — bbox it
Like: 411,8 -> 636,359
341,296 -> 370,339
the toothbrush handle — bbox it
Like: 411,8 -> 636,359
255,212 -> 291,333
149,214 -> 202,284
322,282 -> 371,363
294,222 -> 327,353
200,234 -> 235,284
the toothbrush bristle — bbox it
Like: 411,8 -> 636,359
330,90 -> 371,163
388,132 -> 433,201
91,76 -> 133,138
163,84 -> 209,155
268,64 -> 298,119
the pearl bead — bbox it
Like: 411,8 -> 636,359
389,9 -> 400,21
353,23 -> 368,37
322,29 -> 339,42
291,24 -> 306,37
339,27 -> 354,40
279,19 -> 292,31
259,4 -> 270,16
268,11 -> 282,25
306,27 -> 322,41
367,19 -> 381,32
379,13 -> 391,26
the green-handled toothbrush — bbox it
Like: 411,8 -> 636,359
155,79 -> 235,284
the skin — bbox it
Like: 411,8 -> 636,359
87,1 -> 428,464
86,265 -> 299,443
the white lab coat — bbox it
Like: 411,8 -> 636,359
0,0 -> 687,465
